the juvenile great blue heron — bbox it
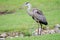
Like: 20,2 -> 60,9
24,2 -> 48,35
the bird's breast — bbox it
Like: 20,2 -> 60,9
27,11 -> 34,16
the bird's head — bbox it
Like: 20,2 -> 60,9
19,2 -> 30,9
20,2 -> 31,10
24,2 -> 31,7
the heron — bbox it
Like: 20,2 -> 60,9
24,2 -> 48,35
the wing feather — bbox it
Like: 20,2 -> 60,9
33,9 -> 47,22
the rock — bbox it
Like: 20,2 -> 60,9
7,32 -> 20,37
55,24 -> 60,28
48,29 -> 55,34
32,28 -> 39,36
42,30 -> 49,35
0,32 -> 8,38
0,38 -> 5,40
54,24 -> 60,33
32,28 -> 43,36
20,33 -> 24,37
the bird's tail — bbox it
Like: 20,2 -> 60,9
39,21 -> 48,25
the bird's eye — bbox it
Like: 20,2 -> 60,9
25,2 -> 29,5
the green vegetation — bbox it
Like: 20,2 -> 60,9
0,0 -> 60,40
6,33 -> 60,40
0,0 -> 60,36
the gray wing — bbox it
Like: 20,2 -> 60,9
32,8 -> 43,15
33,9 -> 47,22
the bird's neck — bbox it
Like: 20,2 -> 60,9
27,5 -> 34,16
27,5 -> 32,11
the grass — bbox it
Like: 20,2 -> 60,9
6,33 -> 60,40
0,0 -> 60,34
0,0 -> 60,40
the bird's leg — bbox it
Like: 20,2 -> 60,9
37,21 -> 40,35
37,21 -> 42,35
38,23 -> 39,35
40,23 -> 42,35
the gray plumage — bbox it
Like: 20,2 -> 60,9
24,2 -> 48,35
